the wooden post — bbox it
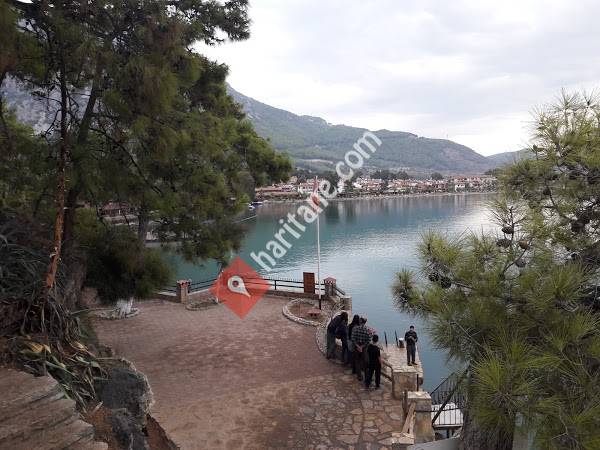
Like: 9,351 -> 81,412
303,272 -> 315,294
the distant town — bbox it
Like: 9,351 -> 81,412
254,174 -> 497,201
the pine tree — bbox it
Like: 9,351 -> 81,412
393,92 -> 600,450
1,0 -> 291,283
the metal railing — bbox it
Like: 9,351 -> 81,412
430,371 -> 466,434
333,285 -> 346,296
189,278 -> 217,292
164,276 -> 326,294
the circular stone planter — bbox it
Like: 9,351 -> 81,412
185,299 -> 218,311
282,298 -> 324,326
96,308 -> 140,320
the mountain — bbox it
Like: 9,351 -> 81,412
486,149 -> 530,167
1,78 -> 54,132
2,77 -> 507,174
228,85 -> 495,175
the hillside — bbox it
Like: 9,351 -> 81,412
228,85 -> 495,174
486,149 -> 530,167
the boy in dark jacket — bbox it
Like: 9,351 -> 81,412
365,334 -> 382,389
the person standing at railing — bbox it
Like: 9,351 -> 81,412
405,325 -> 418,366
336,315 -> 350,364
326,312 -> 348,359
365,334 -> 382,389
347,315 -> 360,372
351,317 -> 372,381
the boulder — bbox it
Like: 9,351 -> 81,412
96,367 -> 153,424
111,409 -> 150,450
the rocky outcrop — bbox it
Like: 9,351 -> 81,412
111,409 -> 151,450
96,367 -> 154,424
0,368 -> 107,450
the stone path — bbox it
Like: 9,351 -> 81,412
0,368 -> 107,450
94,297 -> 407,449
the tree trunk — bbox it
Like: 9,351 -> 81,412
459,408 -> 513,450
61,187 -> 80,257
137,207 -> 149,244
45,55 -> 69,294
62,53 -> 103,253
115,297 -> 134,318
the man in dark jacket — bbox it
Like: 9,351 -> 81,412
365,334 -> 382,389
405,325 -> 418,366
326,312 -> 348,359
336,317 -> 350,364
351,317 -> 372,381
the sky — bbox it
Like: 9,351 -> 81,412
200,0 -> 600,156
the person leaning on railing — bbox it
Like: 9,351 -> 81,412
326,312 -> 348,359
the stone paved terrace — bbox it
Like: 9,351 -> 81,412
94,297 -> 408,449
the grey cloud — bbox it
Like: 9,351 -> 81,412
204,0 -> 600,154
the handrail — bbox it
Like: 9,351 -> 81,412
334,285 -> 346,296
401,402 -> 417,435
168,275 -> 327,294
430,371 -> 467,427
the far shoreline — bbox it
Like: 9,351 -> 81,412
255,190 -> 497,206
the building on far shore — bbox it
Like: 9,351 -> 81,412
252,174 -> 497,201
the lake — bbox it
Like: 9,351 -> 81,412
162,193 -> 496,390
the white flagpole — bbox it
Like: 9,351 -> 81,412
315,176 -> 322,309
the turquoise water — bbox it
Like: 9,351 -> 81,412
162,193 -> 496,390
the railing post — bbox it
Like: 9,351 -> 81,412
324,277 -> 336,299
176,280 -> 190,304
274,279 -> 277,290
407,391 -> 434,443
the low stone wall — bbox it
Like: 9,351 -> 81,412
282,298 -> 323,326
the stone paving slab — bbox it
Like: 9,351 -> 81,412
94,297 -> 407,449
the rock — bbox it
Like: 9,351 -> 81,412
96,367 -> 153,424
337,434 -> 359,445
111,409 -> 150,450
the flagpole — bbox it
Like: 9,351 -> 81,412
315,176 -> 322,309
317,205 -> 322,309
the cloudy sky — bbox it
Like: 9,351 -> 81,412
201,0 -> 600,156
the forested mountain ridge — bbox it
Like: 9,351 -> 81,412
2,78 -> 522,175
228,85 -> 512,174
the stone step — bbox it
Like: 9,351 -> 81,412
0,369 -> 107,450
5,413 -> 95,450
0,370 -> 64,421
0,398 -> 78,442
69,439 -> 109,450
